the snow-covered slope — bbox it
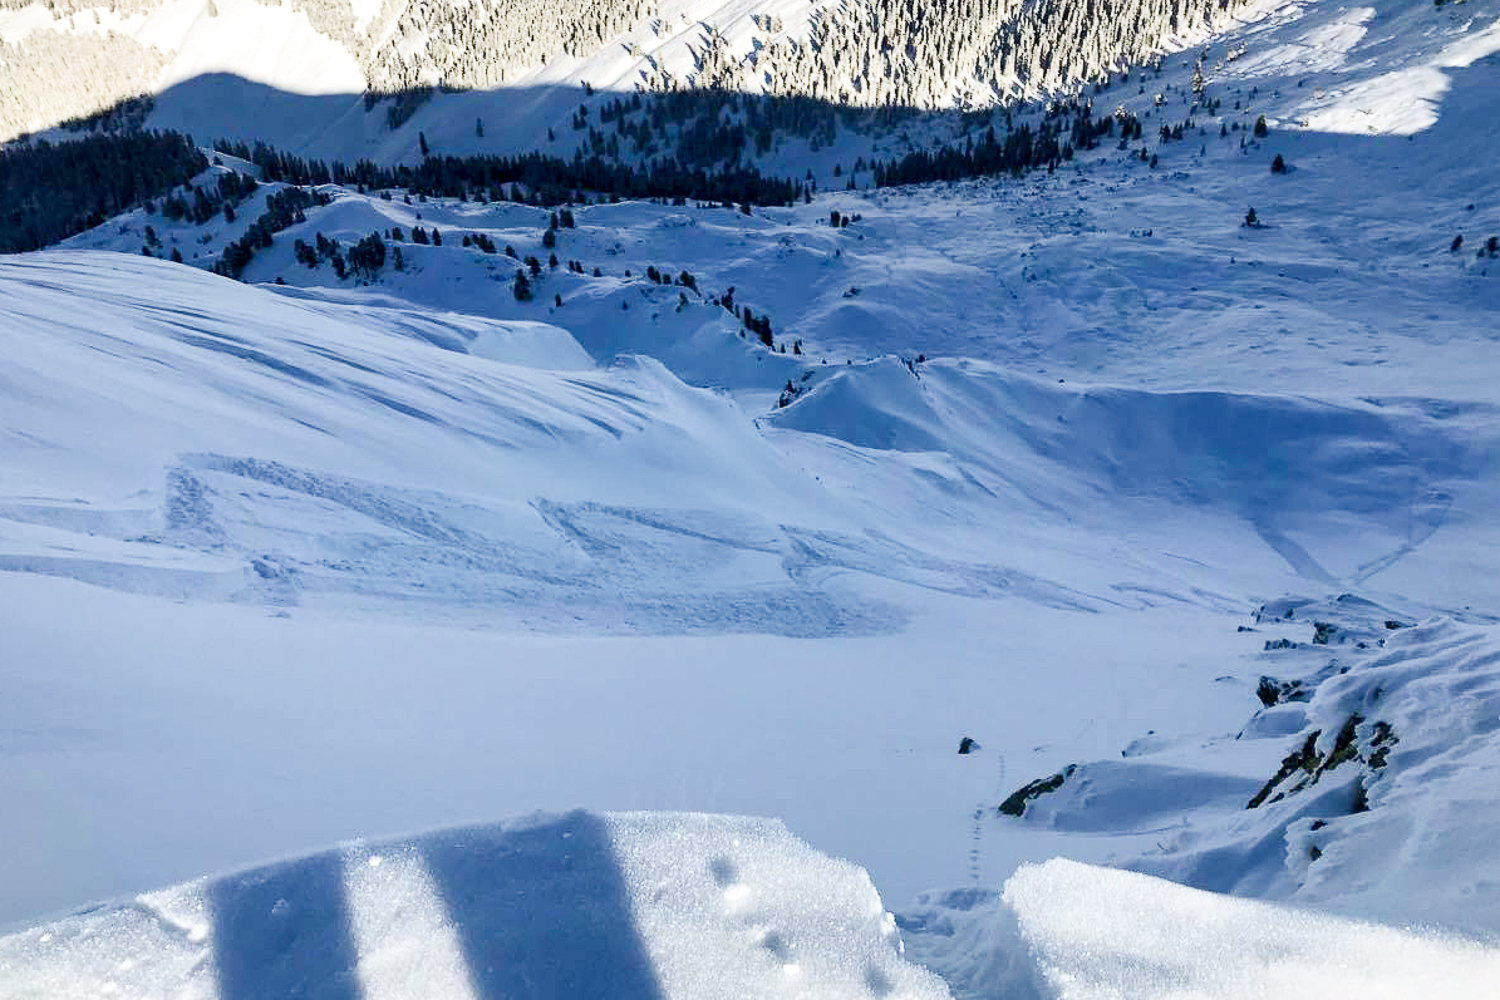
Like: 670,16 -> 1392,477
1138,614 -> 1500,932
0,251 -> 876,633
3,241 -> 1498,972
14,0 -> 1499,184
1,0 -> 1264,147
4,0 -> 1500,992
8,248 -> 1493,631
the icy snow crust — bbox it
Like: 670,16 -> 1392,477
0,812 -> 951,1000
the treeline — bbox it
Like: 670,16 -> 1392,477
0,131 -> 206,253
873,101 -> 1126,187
359,0 -> 1250,114
7,94 -> 1155,261
293,230 -> 403,280
212,92 -> 1102,208
583,89 -> 853,164
160,169 -> 258,225
213,138 -> 803,207
211,186 -> 332,279
767,0 -> 1252,108
358,0 -> 657,94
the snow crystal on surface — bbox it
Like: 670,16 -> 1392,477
608,813 -> 950,1000
0,811 -> 950,1000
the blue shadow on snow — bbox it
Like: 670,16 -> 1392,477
421,810 -> 664,1000
208,849 -> 363,1000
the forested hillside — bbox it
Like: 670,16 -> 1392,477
1,0 -> 1254,146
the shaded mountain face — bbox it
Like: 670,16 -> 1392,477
2,0 -> 1253,144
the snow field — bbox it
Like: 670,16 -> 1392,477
3,233 -> 1497,948
3,0 -> 1500,993
0,565 -> 1274,931
975,608 -> 1500,938
10,244 -> 1494,645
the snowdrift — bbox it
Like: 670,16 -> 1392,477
0,251 -> 900,635
901,852 -> 1500,1000
9,811 -> 1496,1000
1131,614 -> 1500,934
0,811 -> 951,1000
773,355 -> 1493,529
885,606 -> 1500,996
1003,858 -> 1500,1000
770,356 -> 1500,601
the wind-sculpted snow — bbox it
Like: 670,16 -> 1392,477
885,600 -> 1500,999
1002,859 -> 1500,1000
0,811 -> 952,1000
770,356 -> 1500,596
1134,615 -> 1500,934
1,252 -> 1132,630
0,253 -> 903,634
899,853 -> 1500,999
2,0 -> 1499,992
4,250 -> 1495,634
13,808 -> 1494,1000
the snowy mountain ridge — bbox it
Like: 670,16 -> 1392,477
4,0 -> 1268,147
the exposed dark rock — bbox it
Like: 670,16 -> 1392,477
1367,721 -> 1398,768
1255,675 -> 1309,707
1248,730 -> 1321,808
1248,715 -> 1397,809
999,765 -> 1076,817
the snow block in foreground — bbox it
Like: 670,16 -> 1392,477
0,811 -> 950,1000
1003,859 -> 1500,1000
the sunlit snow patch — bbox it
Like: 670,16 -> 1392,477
1296,14 -> 1500,134
608,813 -> 942,1000
1004,858 -> 1500,1000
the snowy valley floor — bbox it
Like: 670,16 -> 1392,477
0,570 -> 1281,930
